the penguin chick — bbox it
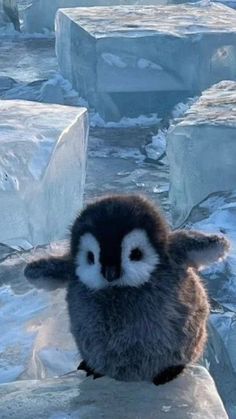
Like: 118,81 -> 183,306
25,194 -> 230,385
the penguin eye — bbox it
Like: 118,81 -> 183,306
129,248 -> 143,261
87,251 -> 95,265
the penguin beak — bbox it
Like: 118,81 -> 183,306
104,266 -> 119,282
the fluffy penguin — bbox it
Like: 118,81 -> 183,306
25,195 -> 230,385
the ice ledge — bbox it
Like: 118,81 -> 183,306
0,366 -> 228,419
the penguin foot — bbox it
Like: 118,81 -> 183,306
153,365 -> 185,386
77,360 -> 103,379
77,360 -> 93,376
93,372 -> 104,380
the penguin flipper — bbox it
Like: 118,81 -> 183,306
24,255 -> 72,281
168,230 -> 230,269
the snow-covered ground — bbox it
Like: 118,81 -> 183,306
0,38 -> 56,82
0,2 -> 236,418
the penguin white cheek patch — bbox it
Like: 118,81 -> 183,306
120,229 -> 160,287
75,230 -> 160,290
75,233 -> 107,290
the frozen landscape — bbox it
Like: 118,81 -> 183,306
0,0 -> 236,418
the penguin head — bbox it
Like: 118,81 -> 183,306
71,195 -> 169,290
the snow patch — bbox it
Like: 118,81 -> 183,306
172,97 -> 198,119
90,113 -> 160,128
145,129 -> 167,161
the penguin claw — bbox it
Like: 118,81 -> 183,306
77,360 -> 92,374
77,360 -> 103,380
153,365 -> 185,385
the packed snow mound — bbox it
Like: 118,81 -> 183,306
0,100 -> 88,248
167,81 -> 236,226
56,3 -> 236,120
145,130 -> 167,161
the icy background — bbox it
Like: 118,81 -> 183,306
55,2 -> 236,120
0,1 -> 236,418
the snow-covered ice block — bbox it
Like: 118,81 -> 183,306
0,100 -> 88,248
167,81 -> 236,226
0,366 -> 228,419
56,3 -> 236,121
23,0 -> 186,33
